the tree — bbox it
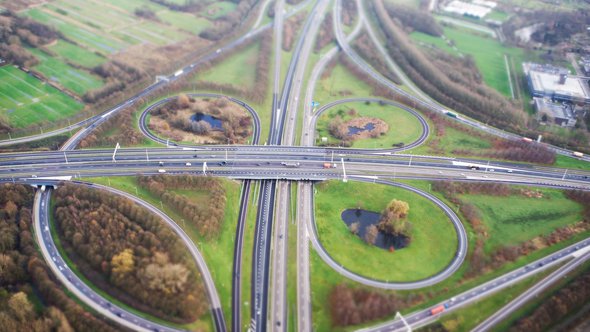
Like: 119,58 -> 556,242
8,292 -> 34,322
349,222 -> 360,235
111,248 -> 135,276
364,225 -> 378,245
177,94 -> 190,108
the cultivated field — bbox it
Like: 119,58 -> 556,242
0,65 -> 83,128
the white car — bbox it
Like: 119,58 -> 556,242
185,162 -> 192,166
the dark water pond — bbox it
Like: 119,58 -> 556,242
341,209 -> 408,250
347,122 -> 375,136
191,113 -> 223,129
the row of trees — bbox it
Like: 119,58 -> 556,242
340,0 -> 356,27
53,183 -> 206,322
383,2 -> 442,36
0,10 -> 60,68
329,283 -> 420,327
510,269 -> 590,331
372,0 -> 526,134
314,13 -> 334,52
282,11 -> 306,52
353,33 -> 401,84
83,60 -> 147,104
137,175 -> 227,239
0,184 -> 118,332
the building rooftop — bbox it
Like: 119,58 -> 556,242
534,97 -> 577,127
443,0 -> 493,18
524,62 -> 590,103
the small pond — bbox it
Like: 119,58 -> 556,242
191,113 -> 223,129
341,209 -> 409,250
347,122 -> 375,136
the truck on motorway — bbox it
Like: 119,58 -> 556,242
174,70 -> 183,77
445,111 -> 458,118
573,151 -> 584,158
281,162 -> 300,168
522,137 -> 533,143
430,303 -> 449,315
323,163 -> 337,169
158,169 -> 166,173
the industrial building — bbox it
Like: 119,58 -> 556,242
523,62 -> 590,104
533,97 -> 577,127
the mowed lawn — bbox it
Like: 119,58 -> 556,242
410,25 -> 526,98
314,63 -> 375,103
0,66 -> 83,128
316,101 -> 425,148
461,188 -> 584,253
314,180 -> 458,281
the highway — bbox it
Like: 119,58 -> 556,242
472,249 -> 590,332
358,237 -> 590,332
34,183 -> 227,332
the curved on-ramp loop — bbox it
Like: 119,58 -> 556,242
34,181 -> 227,332
138,93 -> 261,147
311,97 -> 430,152
307,178 -> 468,290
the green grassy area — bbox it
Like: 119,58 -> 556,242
0,66 -> 83,128
485,9 -> 510,22
86,176 -> 242,330
316,101 -> 425,148
410,125 -> 493,156
27,47 -> 104,95
554,154 -> 590,170
202,1 -> 238,19
461,189 -> 583,253
197,41 -> 261,90
240,182 -> 259,330
314,63 -> 375,104
314,180 -> 457,281
383,0 -> 422,8
158,10 -> 212,35
410,25 -> 530,98
47,197 -> 210,331
495,0 -> 586,10
309,179 -> 590,331
48,40 -> 107,68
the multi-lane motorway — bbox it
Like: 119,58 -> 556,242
3,0 -> 590,331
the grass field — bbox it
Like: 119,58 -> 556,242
314,63 -> 375,103
48,40 -> 107,68
197,41 -> 261,90
316,101 -> 425,148
410,24 -> 536,98
202,1 -> 237,19
27,47 -> 104,95
460,188 -> 583,253
0,66 -> 83,128
86,176 -> 242,331
314,180 -> 457,281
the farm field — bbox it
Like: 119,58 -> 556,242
47,40 -> 107,68
0,65 -> 83,128
27,47 -> 104,95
